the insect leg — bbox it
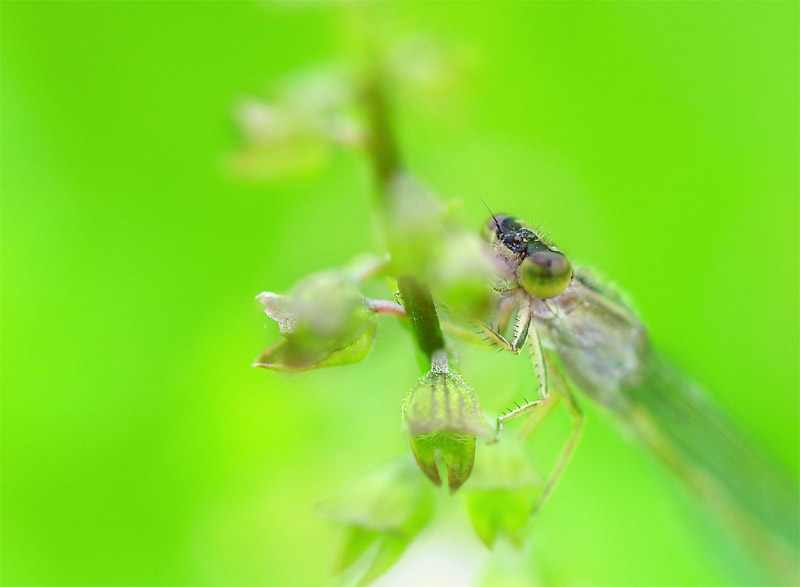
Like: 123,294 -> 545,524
440,321 -> 486,345
438,296 -> 522,347
528,356 -> 585,518
491,293 -> 518,334
479,301 -> 531,355
492,318 -> 547,442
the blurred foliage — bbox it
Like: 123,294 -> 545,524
2,2 -> 798,586
464,438 -> 544,549
230,66 -> 364,180
253,270 -> 377,371
383,176 -> 494,322
316,458 -> 434,586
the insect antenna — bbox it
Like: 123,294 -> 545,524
480,198 -> 503,237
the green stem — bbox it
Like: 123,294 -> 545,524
362,64 -> 446,365
396,276 -> 446,362
363,71 -> 400,192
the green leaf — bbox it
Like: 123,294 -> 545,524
466,488 -> 539,548
357,535 -> 410,587
252,317 -> 376,372
317,458 -> 434,584
463,438 -> 543,548
336,527 -> 380,576
467,436 -> 542,490
316,458 -> 434,535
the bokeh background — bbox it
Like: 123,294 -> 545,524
2,2 -> 798,585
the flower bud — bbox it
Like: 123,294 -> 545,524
253,269 -> 377,371
383,176 -> 494,322
228,69 -> 364,180
429,231 -> 494,322
402,352 -> 492,493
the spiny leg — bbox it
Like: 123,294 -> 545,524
516,343 -> 561,438
516,388 -> 559,439
491,325 -> 584,517
492,319 -> 548,442
437,295 -> 521,347
491,293 -> 519,336
461,298 -> 583,508
478,301 -> 531,355
526,357 -> 584,519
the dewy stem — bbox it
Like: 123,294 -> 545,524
362,65 -> 446,365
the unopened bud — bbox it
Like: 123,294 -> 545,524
402,351 -> 492,492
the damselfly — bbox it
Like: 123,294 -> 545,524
467,212 -> 799,584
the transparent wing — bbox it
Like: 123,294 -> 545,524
626,352 -> 799,584
534,271 -> 647,411
537,269 -> 800,584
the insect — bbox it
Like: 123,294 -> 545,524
470,212 -> 798,583
471,213 -> 641,508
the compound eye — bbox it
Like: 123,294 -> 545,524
518,251 -> 572,299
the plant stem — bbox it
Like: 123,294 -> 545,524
362,66 -> 446,365
363,70 -> 400,192
396,276 -> 445,362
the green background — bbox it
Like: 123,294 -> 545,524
2,1 -> 797,585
